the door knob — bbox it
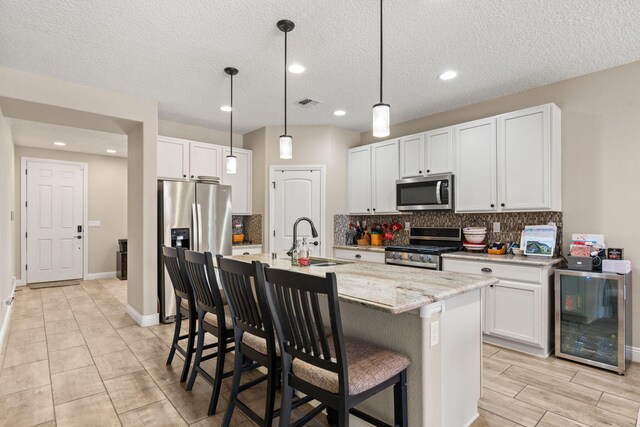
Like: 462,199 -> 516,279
310,241 -> 319,246
75,236 -> 82,240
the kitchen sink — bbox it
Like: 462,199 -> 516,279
280,257 -> 353,267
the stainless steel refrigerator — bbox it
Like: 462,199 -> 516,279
158,180 -> 232,323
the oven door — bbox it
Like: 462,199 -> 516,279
396,174 -> 453,211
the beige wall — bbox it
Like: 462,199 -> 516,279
362,60 -> 640,345
0,107 -> 16,337
159,119 -> 243,148
13,146 -> 127,278
245,125 -> 361,252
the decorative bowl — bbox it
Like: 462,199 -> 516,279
464,233 -> 486,244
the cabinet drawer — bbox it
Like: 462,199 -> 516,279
232,246 -> 263,256
333,248 -> 385,264
442,259 -> 541,283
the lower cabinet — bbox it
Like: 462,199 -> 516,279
442,257 -> 556,356
333,248 -> 385,264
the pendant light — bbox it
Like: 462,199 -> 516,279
224,66 -> 238,174
277,19 -> 295,159
372,0 -> 390,138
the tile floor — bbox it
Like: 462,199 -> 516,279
1,278 -> 639,426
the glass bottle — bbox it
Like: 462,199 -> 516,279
297,237 -> 310,266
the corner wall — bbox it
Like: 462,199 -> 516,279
158,119 -> 243,148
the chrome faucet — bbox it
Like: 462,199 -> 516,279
287,217 -> 319,258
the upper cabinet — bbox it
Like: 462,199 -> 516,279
189,141 -> 221,180
455,103 -> 561,213
347,140 -> 399,215
158,136 -> 189,180
399,128 -> 453,178
497,104 -> 561,212
221,147 -> 252,215
157,136 -> 253,215
454,118 -> 498,213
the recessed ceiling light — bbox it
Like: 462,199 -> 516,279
53,141 -> 66,146
288,64 -> 305,74
333,110 -> 346,116
439,70 -> 458,81
220,105 -> 232,112
106,149 -> 117,154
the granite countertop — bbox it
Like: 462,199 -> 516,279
232,243 -> 263,248
441,251 -> 566,267
227,253 -> 498,315
333,245 -> 386,253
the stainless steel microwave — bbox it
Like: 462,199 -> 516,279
396,174 -> 454,211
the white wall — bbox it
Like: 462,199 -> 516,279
159,119 -> 243,148
13,146 -> 128,278
0,107 -> 16,347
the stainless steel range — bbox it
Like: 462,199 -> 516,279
385,227 -> 462,270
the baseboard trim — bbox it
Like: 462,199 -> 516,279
126,304 -> 159,327
85,271 -> 117,280
15,279 -> 25,286
627,345 -> 640,363
0,278 -> 17,353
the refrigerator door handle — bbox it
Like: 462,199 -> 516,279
197,203 -> 203,252
192,203 -> 199,251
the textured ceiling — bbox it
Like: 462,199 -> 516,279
1,1 -> 639,134
9,119 -> 128,157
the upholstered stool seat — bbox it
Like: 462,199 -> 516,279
292,336 -> 410,396
242,332 -> 281,357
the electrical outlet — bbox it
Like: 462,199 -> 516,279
405,221 -> 411,230
430,320 -> 439,347
493,222 -> 501,233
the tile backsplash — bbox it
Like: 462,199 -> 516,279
232,214 -> 263,244
334,211 -> 563,253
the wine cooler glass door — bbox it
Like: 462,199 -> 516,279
557,272 -> 624,369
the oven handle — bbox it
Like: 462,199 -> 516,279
385,259 -> 438,269
436,181 -> 442,204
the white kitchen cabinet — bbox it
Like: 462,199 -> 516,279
189,141 -> 221,180
454,118 -> 497,212
347,145 -> 372,214
498,104 -> 561,211
442,256 -> 556,356
371,139 -> 399,214
399,133 -> 423,178
232,246 -> 262,256
222,147 -> 252,215
158,136 -> 189,180
425,127 -> 454,175
333,248 -> 385,264
399,129 -> 453,179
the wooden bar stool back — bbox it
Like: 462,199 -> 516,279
182,250 -> 235,415
262,267 -> 410,427
161,246 -> 196,383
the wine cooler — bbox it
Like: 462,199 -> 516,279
555,269 -> 632,374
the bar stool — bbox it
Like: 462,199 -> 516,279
216,256 -> 312,427
260,267 -> 410,427
182,250 -> 236,415
161,246 -> 196,383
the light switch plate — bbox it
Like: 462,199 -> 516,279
405,221 -> 411,230
88,220 -> 101,227
493,222 -> 501,233
430,320 -> 439,347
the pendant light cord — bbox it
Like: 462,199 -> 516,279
230,73 -> 233,155
380,0 -> 383,103
284,30 -> 288,135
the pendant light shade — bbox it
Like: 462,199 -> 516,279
279,134 -> 293,159
277,19 -> 295,159
224,66 -> 239,174
372,0 -> 390,138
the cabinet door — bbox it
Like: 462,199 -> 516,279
371,139 -> 399,214
454,118 -> 497,212
222,148 -> 252,215
347,146 -> 372,214
399,134 -> 424,178
158,137 -> 189,180
498,105 -> 550,211
189,141 -> 221,179
486,280 -> 541,346
425,127 -> 453,175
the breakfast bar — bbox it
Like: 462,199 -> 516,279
228,254 -> 498,427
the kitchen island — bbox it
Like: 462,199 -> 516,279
227,254 -> 498,427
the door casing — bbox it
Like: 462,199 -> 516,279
21,157 -> 89,284
268,165 -> 326,258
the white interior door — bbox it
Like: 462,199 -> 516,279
26,160 -> 84,283
272,169 -> 322,258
